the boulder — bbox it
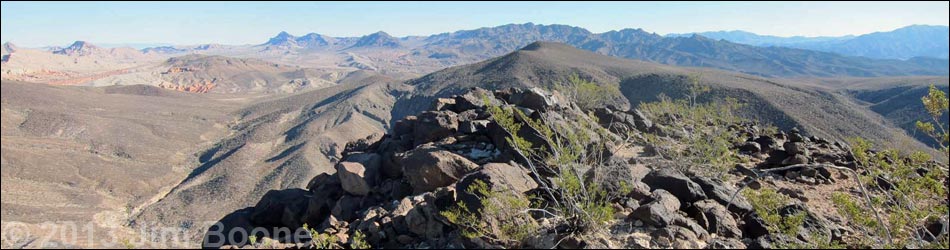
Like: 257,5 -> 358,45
788,131 -> 806,143
376,139 -> 408,179
753,136 -> 779,152
652,226 -> 700,248
302,175 -> 344,226
344,153 -> 382,172
593,108 -> 636,134
431,98 -> 456,112
509,87 -> 554,111
642,168 -> 707,203
629,190 -> 680,227
740,142 -> 762,154
690,176 -> 753,215
783,142 -> 808,156
338,162 -> 378,196
306,173 -> 341,194
393,116 -> 416,137
687,200 -> 742,238
250,189 -> 310,228
459,120 -> 490,134
405,206 -> 428,236
627,181 -> 653,201
782,154 -> 809,166
629,109 -> 654,131
456,162 -> 538,212
630,202 -> 676,227
765,150 -> 790,166
398,146 -> 480,194
672,213 -> 710,241
742,213 -> 771,239
412,111 -> 459,146
454,88 -> 501,111
649,189 -> 682,212
331,195 -> 362,222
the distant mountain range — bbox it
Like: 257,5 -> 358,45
243,23 -> 949,77
668,25 -> 950,60
4,23 -> 948,83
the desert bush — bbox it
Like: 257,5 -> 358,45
441,179 -> 538,247
837,135 -> 949,248
557,73 -> 622,110
827,87 -> 950,248
350,231 -> 371,249
302,223 -> 341,249
638,92 -> 745,176
458,93 -> 622,242
916,84 -> 949,156
742,187 -> 805,236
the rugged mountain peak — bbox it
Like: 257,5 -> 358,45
274,31 -> 294,39
295,32 -> 331,47
262,31 -> 299,48
53,41 -> 102,56
349,31 -> 401,48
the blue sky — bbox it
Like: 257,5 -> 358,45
2,1 -> 948,48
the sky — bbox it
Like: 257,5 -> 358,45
2,1 -> 948,48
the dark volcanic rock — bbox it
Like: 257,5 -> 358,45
398,145 -> 479,194
413,111 -> 459,146
642,168 -> 707,203
250,189 -> 310,228
690,175 -> 753,215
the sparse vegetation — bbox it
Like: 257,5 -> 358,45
350,231 -> 371,249
443,93 -> 626,247
441,179 -> 538,247
742,188 -> 805,236
915,84 -> 949,156
557,73 -> 622,110
639,90 -> 745,176
840,138 -> 949,248
303,223 -> 341,249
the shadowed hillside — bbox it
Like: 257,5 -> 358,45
404,42 -> 927,149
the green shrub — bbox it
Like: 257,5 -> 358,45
249,235 -> 258,247
557,73 -> 622,110
493,98 -> 619,232
303,223 -> 341,249
743,187 -> 804,236
837,135 -> 949,248
350,231 -> 371,249
441,179 -> 538,247
916,84 -> 949,155
638,93 -> 744,176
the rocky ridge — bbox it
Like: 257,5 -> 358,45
205,87 -> 949,249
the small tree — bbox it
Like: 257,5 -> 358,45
916,84 -> 949,155
686,73 -> 710,108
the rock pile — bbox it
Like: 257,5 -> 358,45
212,87 -> 949,249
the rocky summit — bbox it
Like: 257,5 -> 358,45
206,87 -> 949,249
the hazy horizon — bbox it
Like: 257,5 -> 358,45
2,1 -> 948,48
